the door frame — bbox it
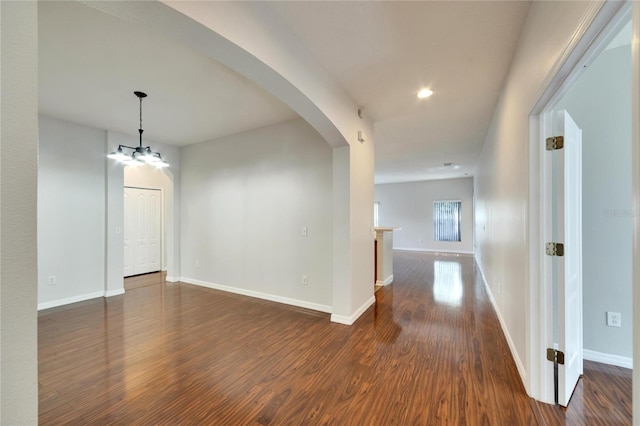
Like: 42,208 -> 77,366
527,0 -> 631,404
631,2 -> 640,420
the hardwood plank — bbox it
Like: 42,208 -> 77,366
124,270 -> 166,291
38,251 -> 631,425
532,360 -> 632,425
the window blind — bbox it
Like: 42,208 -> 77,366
434,201 -> 461,242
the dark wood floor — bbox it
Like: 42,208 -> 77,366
38,251 -> 631,425
532,360 -> 632,425
123,270 -> 166,291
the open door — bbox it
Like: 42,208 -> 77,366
549,110 -> 583,406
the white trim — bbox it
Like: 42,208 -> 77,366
331,296 -> 376,325
180,277 -> 332,314
376,275 -> 393,286
530,2 -> 623,115
104,288 -> 125,297
165,276 -> 178,283
37,291 -> 104,311
393,247 -> 474,255
475,257 -> 527,386
583,349 -> 633,370
632,0 -> 640,419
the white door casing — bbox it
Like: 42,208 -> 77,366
552,110 -> 584,407
124,187 -> 161,277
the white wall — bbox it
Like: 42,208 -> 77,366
346,119 -> 376,320
375,178 -> 474,254
91,1 -> 375,323
39,118 -> 182,308
180,118 -> 333,311
0,1 -> 39,422
38,115 -> 107,307
106,131 -> 125,297
475,0 -> 601,390
554,44 -> 632,359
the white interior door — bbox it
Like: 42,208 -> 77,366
124,187 -> 161,277
123,189 -> 134,276
552,110 -> 583,407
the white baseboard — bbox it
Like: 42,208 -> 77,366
165,276 -> 178,283
475,257 -> 527,387
583,349 -> 633,369
331,295 -> 376,325
394,247 -> 474,255
179,277 -> 332,314
376,275 -> 393,286
38,291 -> 105,311
105,288 -> 125,297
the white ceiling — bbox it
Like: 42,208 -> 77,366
38,1 -> 298,146
266,1 -> 531,183
39,1 -> 531,183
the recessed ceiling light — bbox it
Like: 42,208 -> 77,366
418,88 -> 433,99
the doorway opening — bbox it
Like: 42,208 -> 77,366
124,187 -> 162,276
528,1 -> 632,414
123,164 -> 176,288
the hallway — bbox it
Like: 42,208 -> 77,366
38,251 -> 628,424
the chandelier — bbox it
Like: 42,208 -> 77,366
108,91 -> 169,168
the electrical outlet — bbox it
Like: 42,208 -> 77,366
302,275 -> 308,286
607,312 -> 621,328
301,226 -> 308,237
48,275 -> 56,286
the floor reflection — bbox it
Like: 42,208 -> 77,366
433,260 -> 463,306
373,284 -> 402,343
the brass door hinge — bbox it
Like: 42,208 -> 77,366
546,242 -> 564,257
546,348 -> 565,365
546,136 -> 564,150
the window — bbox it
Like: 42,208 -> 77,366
373,202 -> 380,227
433,201 -> 461,242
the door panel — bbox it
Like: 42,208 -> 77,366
123,189 -> 133,276
146,192 -> 161,270
135,192 -> 146,273
553,110 -> 583,407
